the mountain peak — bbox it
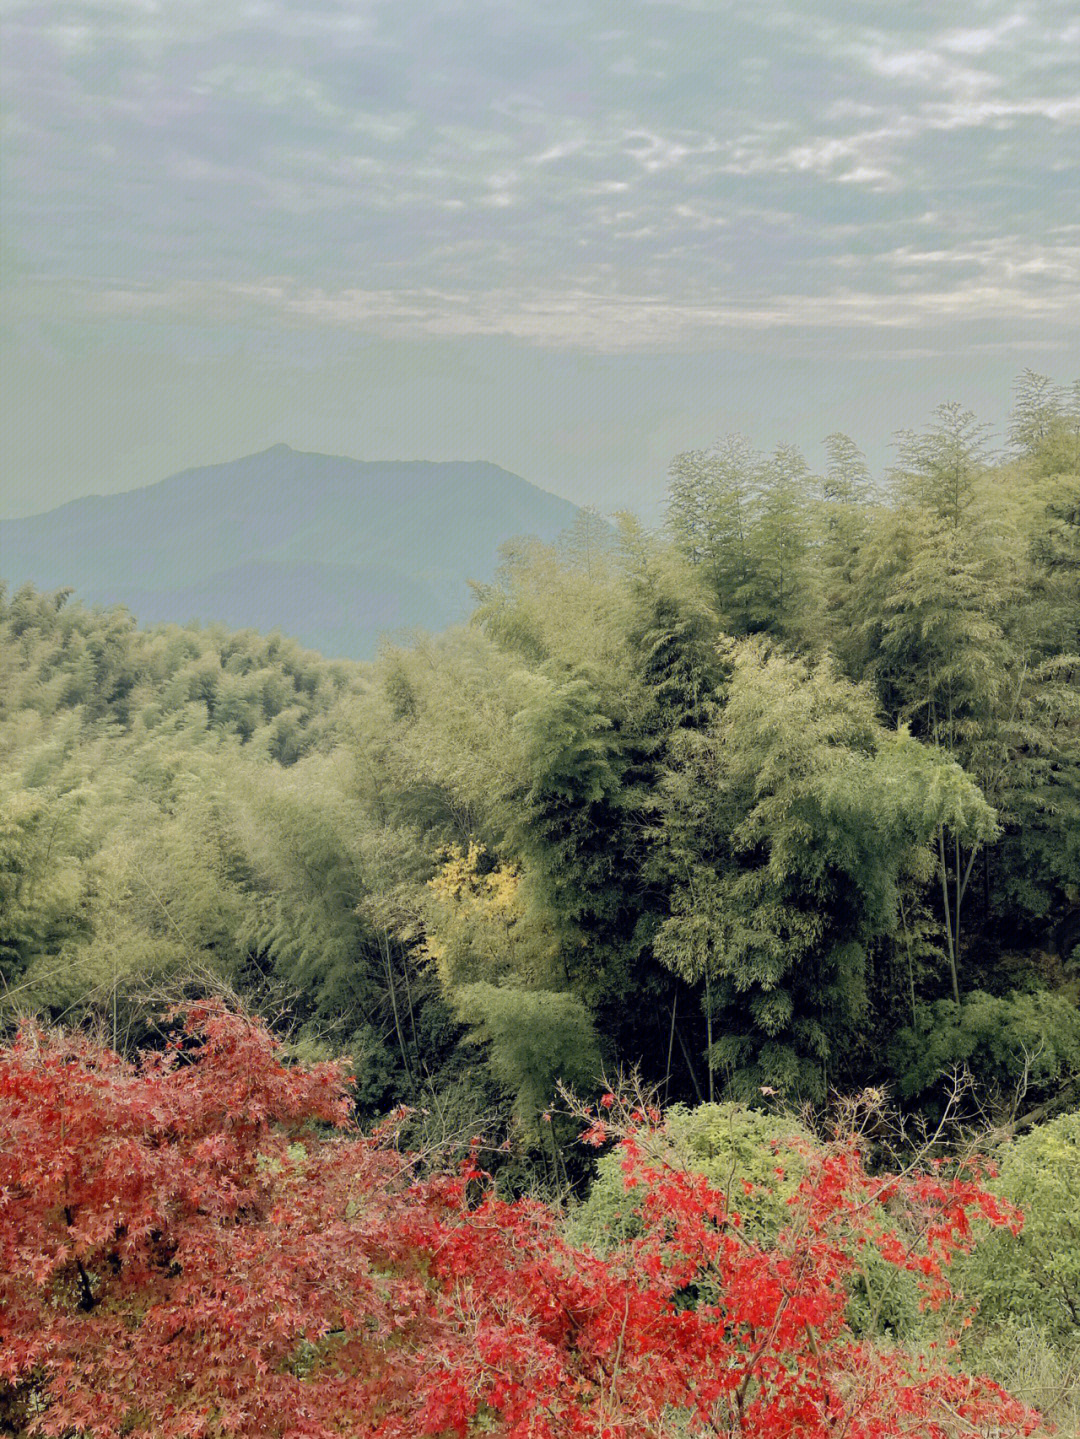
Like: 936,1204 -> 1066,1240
0,452 -> 584,659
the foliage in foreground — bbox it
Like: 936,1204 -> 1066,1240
0,1006 -> 1041,1438
961,1111 -> 1080,1341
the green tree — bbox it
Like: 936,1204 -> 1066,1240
892,401 -> 994,528
1009,368 -> 1067,455
748,443 -> 817,645
653,641 -> 995,1098
0,786 -> 88,984
819,433 -> 873,675
666,436 -> 760,632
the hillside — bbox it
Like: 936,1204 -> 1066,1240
0,447 -> 584,658
2,382 -> 1079,1432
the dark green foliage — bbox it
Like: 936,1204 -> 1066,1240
652,643 -> 994,1098
507,667 -> 627,927
890,990 -> 1080,1106
453,982 -> 602,1128
3,370 -> 1079,1169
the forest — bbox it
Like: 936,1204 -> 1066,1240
1,369 -> 1078,1436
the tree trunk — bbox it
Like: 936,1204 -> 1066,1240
674,1023 -> 704,1104
705,970 -> 714,1103
664,990 -> 678,1102
937,825 -> 961,1005
379,931 -> 412,1082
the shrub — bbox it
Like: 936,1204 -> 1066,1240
0,1005 -> 1040,1438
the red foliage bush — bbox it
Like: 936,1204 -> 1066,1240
0,1005 -> 1040,1437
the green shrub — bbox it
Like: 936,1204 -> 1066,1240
960,1318 -> 1080,1438
565,1102 -> 812,1253
567,1101 -> 956,1342
962,1111 -> 1080,1341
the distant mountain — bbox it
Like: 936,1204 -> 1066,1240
0,447 -> 585,658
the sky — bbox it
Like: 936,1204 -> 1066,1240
2,0 -> 1078,520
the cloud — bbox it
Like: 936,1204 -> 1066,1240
26,224 -> 1073,356
2,0 -> 1078,352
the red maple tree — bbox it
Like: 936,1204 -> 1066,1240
0,1004 -> 1041,1437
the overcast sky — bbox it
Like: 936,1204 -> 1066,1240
2,0 -> 1078,519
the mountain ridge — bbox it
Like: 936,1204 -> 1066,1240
0,449 -> 585,659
